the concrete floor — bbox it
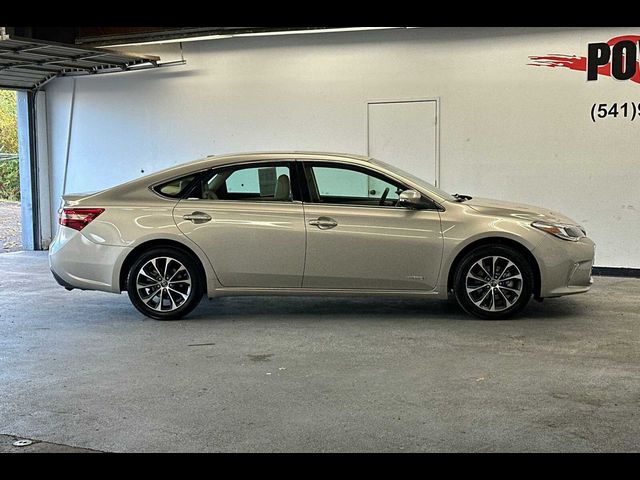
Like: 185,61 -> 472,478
1,251 -> 639,453
0,434 -> 99,453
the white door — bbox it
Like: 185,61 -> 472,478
367,100 -> 439,188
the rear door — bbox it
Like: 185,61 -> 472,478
172,160 -> 306,288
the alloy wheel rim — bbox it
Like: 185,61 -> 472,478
465,256 -> 523,312
136,257 -> 192,312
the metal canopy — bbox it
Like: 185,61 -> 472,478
0,32 -> 161,90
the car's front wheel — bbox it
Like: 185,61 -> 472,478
126,248 -> 204,320
453,245 -> 534,320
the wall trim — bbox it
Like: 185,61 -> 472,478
592,267 -> 640,278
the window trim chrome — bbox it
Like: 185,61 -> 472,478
300,201 -> 443,213
147,156 -> 447,212
176,198 -> 303,206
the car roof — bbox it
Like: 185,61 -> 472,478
89,151 -> 451,205
98,152 -> 373,195
144,151 -> 374,181
204,151 -> 373,163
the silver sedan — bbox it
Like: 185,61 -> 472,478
49,152 -> 595,320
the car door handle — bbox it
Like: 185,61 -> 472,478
309,217 -> 338,230
183,212 -> 212,223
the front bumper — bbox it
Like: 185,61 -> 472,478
49,226 -> 131,293
535,234 -> 596,298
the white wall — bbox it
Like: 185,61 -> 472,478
44,27 -> 640,268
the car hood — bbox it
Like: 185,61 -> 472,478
463,197 -> 581,225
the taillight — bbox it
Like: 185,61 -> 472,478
59,208 -> 105,231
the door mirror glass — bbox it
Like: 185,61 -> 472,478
397,190 -> 424,208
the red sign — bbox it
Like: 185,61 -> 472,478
529,35 -> 640,84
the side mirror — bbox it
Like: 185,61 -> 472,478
397,190 -> 424,209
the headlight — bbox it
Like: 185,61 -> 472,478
532,221 -> 586,242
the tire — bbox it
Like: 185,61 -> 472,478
453,245 -> 534,320
126,247 -> 204,320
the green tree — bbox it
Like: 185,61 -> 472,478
0,159 -> 19,200
0,90 -> 19,200
0,89 -> 18,154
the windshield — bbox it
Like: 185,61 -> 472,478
369,158 -> 457,202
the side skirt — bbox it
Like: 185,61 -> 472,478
208,287 -> 444,299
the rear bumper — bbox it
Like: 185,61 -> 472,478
49,226 -> 131,293
535,235 -> 596,298
51,269 -> 77,290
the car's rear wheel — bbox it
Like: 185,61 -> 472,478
126,248 -> 204,320
453,245 -> 533,320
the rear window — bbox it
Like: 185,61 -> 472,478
153,175 -> 197,198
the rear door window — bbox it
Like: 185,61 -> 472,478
193,163 -> 296,202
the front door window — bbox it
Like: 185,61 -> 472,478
306,164 -> 406,207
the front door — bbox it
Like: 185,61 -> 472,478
301,162 -> 443,290
173,161 -> 305,288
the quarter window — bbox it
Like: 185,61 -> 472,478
153,174 -> 197,198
